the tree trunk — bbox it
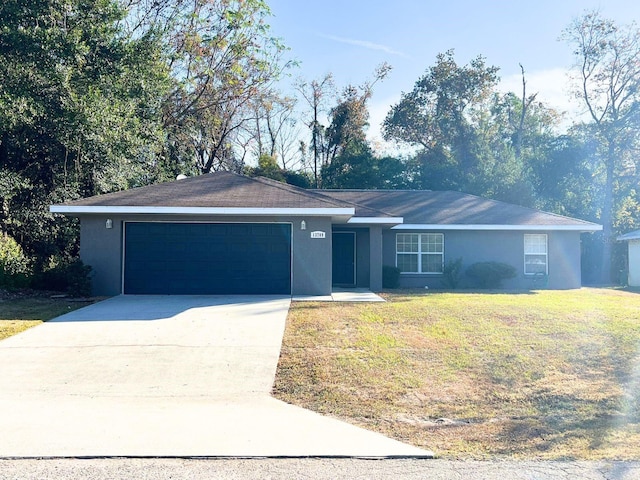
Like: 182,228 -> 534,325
0,132 -> 8,168
600,139 -> 616,284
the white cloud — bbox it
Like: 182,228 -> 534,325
320,34 -> 409,58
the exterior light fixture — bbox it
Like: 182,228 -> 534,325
105,219 -> 113,229
300,220 -> 306,230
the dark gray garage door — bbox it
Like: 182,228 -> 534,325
124,222 -> 291,294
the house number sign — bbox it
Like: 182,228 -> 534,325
310,231 -> 326,239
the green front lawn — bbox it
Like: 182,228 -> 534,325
273,288 -> 640,459
0,295 -> 95,341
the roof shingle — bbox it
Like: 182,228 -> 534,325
53,172 -> 600,229
320,189 -> 598,226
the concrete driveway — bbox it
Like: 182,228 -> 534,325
0,295 -> 431,457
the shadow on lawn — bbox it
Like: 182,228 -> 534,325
381,289 -> 542,299
0,298 -> 94,321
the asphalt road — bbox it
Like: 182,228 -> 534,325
1,459 -> 639,480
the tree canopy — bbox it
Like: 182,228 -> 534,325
1,3 -> 637,288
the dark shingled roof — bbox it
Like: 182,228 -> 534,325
57,171 -> 391,217
320,190 -> 599,227
54,172 -> 599,228
59,171 -> 348,209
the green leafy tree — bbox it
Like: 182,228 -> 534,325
245,154 -> 312,188
325,63 -> 390,163
0,232 -> 32,288
0,0 -> 168,263
383,50 -> 499,193
321,143 -> 408,190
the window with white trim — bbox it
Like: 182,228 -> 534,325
396,233 -> 444,273
524,234 -> 548,275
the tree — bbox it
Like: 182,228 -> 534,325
126,0 -> 291,175
294,63 -> 391,188
295,73 -> 335,187
472,82 -> 560,206
244,153 -> 311,188
321,146 -> 408,190
250,91 -> 302,171
325,63 -> 391,163
563,11 -> 640,282
383,50 -> 499,149
0,0 -> 168,263
383,50 -> 499,192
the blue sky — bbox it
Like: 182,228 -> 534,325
267,0 -> 640,144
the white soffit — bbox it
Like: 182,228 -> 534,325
392,223 -> 602,232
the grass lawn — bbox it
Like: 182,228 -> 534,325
273,288 -> 640,460
0,295 -> 96,341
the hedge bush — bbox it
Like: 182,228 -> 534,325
382,265 -> 401,289
442,257 -> 463,289
466,261 -> 516,289
33,257 -> 92,297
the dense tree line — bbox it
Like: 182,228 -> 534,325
0,2 -> 637,286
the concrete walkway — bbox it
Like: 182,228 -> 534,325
292,288 -> 386,302
0,295 -> 430,458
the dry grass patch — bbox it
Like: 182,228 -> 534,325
0,295 -> 95,341
273,288 -> 640,459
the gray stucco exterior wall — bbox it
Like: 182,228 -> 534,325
78,214 -> 333,296
369,226 -> 383,291
79,213 -> 586,296
80,216 -> 123,296
382,229 -> 584,290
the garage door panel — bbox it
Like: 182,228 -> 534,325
124,222 -> 291,295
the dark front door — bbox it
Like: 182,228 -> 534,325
124,222 -> 291,294
332,232 -> 356,286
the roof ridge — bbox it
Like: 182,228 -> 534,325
244,174 -> 356,209
245,175 -> 398,218
322,188 -> 430,193
314,189 -> 400,218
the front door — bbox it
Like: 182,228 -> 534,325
332,232 -> 356,286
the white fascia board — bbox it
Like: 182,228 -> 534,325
347,217 -> 404,225
50,206 -> 356,216
392,223 -> 603,232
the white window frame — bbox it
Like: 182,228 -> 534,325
396,233 -> 444,274
524,234 -> 548,275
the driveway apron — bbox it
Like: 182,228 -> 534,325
0,295 -> 431,457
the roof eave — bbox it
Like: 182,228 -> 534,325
49,205 -> 356,217
618,233 -> 640,241
392,223 -> 602,232
347,217 -> 404,225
